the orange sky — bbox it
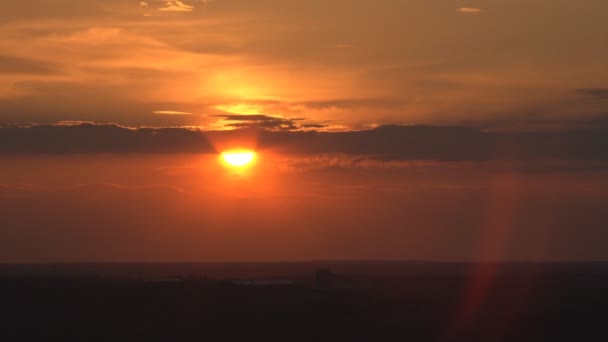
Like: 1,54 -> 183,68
1,0 -> 607,129
2,154 -> 608,262
1,1 -> 608,262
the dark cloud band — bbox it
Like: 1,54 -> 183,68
1,123 -> 607,161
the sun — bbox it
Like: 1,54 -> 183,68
220,150 -> 256,168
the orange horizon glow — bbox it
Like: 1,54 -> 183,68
220,150 -> 257,168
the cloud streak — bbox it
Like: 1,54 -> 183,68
578,88 -> 608,100
0,55 -> 58,75
209,114 -> 326,131
458,7 -> 483,13
158,1 -> 195,12
153,110 -> 195,115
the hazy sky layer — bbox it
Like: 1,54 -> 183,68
2,155 -> 608,262
1,0 -> 607,129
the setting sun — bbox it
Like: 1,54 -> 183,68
220,150 -> 256,167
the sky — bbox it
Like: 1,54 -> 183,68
1,0 -> 607,129
1,1 -> 608,262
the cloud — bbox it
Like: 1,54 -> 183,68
0,55 -> 58,75
257,125 -> 493,160
0,182 -> 187,196
0,123 -> 215,154
2,1 -> 607,132
300,98 -> 406,110
81,182 -> 187,194
210,97 -> 408,129
209,114 -> 327,131
578,88 -> 608,100
158,1 -> 195,12
256,124 -> 608,161
153,110 -> 194,115
586,113 -> 608,126
2,122 -> 607,162
459,7 -> 483,13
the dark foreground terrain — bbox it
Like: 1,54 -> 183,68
1,262 -> 607,341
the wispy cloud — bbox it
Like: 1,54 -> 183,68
0,55 -> 58,74
459,7 -> 483,13
86,182 -> 187,194
209,114 -> 314,131
578,88 -> 608,100
158,1 -> 195,12
153,110 -> 195,115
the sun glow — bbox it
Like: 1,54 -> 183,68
221,150 -> 256,168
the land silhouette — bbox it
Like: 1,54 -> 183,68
2,261 -> 607,340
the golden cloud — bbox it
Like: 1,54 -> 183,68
458,7 -> 483,13
158,1 -> 194,12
